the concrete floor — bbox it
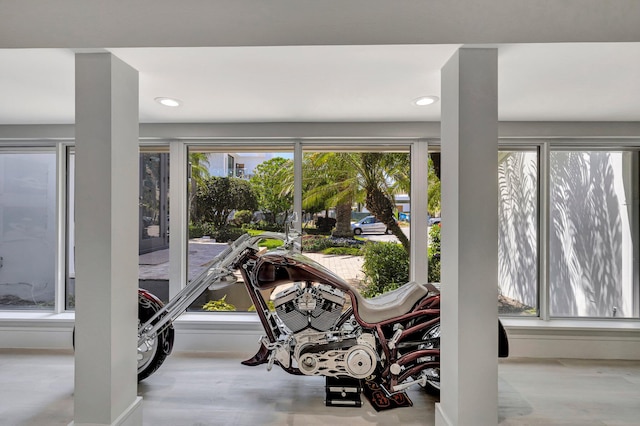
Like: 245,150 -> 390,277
1,349 -> 640,425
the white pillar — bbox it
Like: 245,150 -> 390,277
410,139 -> 429,282
436,48 -> 498,426
293,140 -> 303,232
170,142 -> 188,297
73,53 -> 141,426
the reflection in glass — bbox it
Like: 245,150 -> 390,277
0,152 -> 56,310
138,152 -> 170,302
67,151 -> 172,308
498,151 -> 538,315
139,153 -> 169,253
550,151 -> 636,318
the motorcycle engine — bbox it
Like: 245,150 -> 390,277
272,283 -> 378,379
273,283 -> 345,332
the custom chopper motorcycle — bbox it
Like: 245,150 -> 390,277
134,226 -> 509,407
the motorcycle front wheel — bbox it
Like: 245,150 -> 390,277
71,291 -> 174,382
137,292 -> 174,381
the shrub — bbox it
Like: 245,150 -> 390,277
242,220 -> 283,232
322,247 -> 362,256
301,235 -> 365,253
194,176 -> 258,229
315,216 -> 336,233
301,235 -> 333,252
211,226 -> 246,243
361,242 -> 409,297
428,225 -> 441,283
202,295 -> 236,311
189,222 -> 214,238
232,210 -> 253,226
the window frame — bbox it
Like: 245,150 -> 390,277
1,137 -> 639,327
546,145 -> 640,319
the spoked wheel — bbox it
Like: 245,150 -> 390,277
418,322 -> 441,395
71,291 -> 174,382
137,292 -> 174,381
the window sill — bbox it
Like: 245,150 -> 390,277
0,311 -> 75,327
501,316 -> 640,332
2,311 -> 640,330
2,311 -> 640,357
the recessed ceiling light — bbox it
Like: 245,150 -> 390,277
413,96 -> 439,106
155,97 -> 182,107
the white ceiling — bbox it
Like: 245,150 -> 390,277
1,43 -> 639,125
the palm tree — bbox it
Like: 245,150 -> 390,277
303,152 -> 359,237
354,152 -> 410,252
188,152 -> 210,221
303,152 -> 410,251
282,151 -> 412,250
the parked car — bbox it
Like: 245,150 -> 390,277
351,215 -> 393,235
428,216 -> 441,226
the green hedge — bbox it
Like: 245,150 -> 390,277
321,247 -> 362,256
428,225 -> 441,283
361,242 -> 409,297
188,223 -> 247,242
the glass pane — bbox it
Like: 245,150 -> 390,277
498,150 -> 538,315
427,152 -> 441,285
550,151 -> 636,318
0,151 -> 56,310
301,151 -> 412,298
187,149 -> 293,312
67,150 -> 171,308
66,152 -> 75,308
138,152 -> 170,302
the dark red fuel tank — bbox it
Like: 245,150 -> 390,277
252,251 -> 354,294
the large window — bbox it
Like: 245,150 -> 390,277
186,148 -> 294,312
0,150 -> 57,310
137,150 -> 171,302
4,140 -> 640,323
498,150 -> 538,315
67,149 -> 172,308
301,148 -> 412,298
550,150 -> 638,318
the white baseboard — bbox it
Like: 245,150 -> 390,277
68,396 -> 143,426
435,403 -> 452,426
502,318 -> 640,360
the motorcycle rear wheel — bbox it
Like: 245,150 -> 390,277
419,322 -> 441,395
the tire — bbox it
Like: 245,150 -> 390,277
137,292 -> 174,381
71,291 -> 175,382
385,228 -> 393,234
353,228 -> 362,235
418,322 -> 441,395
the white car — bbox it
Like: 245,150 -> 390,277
351,216 -> 393,235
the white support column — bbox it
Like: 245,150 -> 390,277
293,140 -> 303,232
54,142 -> 68,313
410,139 -> 429,282
436,48 -> 498,426
73,53 -> 141,426
170,142 -> 188,297
539,142 -> 551,321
